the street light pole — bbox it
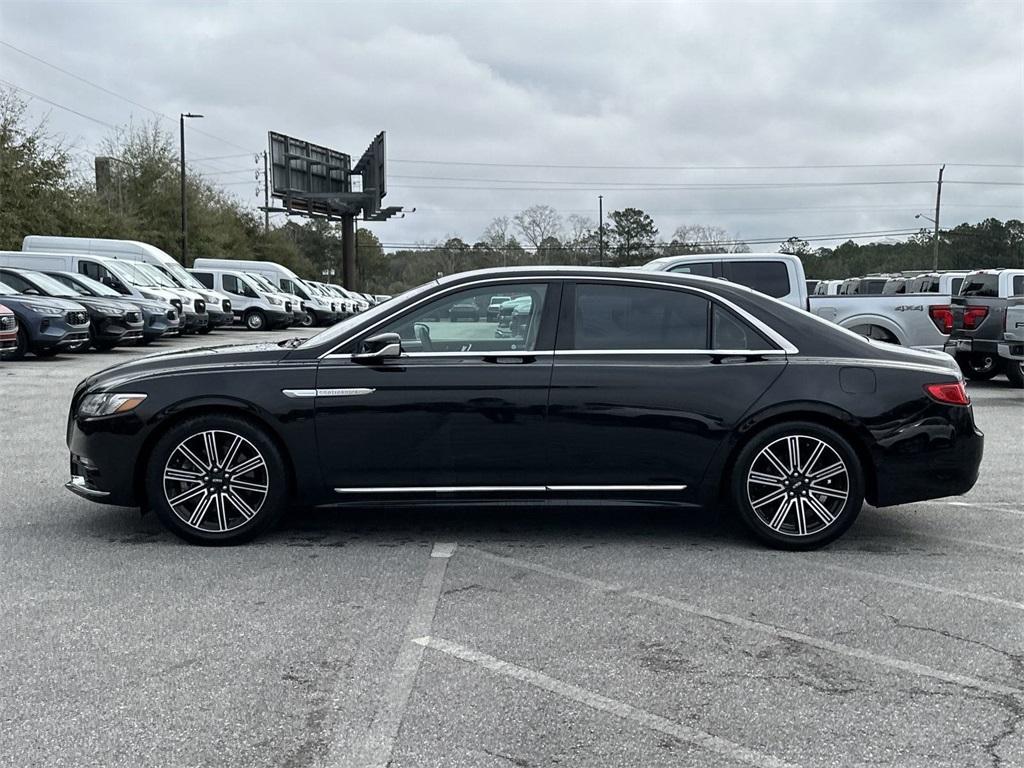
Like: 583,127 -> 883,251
179,112 -> 204,265
932,164 -> 945,271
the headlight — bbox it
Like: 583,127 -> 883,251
26,303 -> 63,316
78,392 -> 147,418
99,305 -> 125,316
268,296 -> 282,305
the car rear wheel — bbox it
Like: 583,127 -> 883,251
730,422 -> 864,550
244,309 -> 267,331
146,416 -> 289,545
1005,360 -> 1024,388
959,353 -> 1001,380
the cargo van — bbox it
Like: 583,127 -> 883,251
0,250 -> 189,329
22,236 -> 233,331
188,268 -> 293,330
192,258 -> 339,326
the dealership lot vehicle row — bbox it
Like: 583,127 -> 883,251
2,323 -> 1022,767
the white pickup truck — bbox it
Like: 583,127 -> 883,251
641,253 -> 961,352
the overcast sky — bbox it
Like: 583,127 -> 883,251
2,0 -> 1022,251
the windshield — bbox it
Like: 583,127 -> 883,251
160,260 -> 207,290
19,270 -> 83,297
133,263 -> 179,288
246,272 -> 278,293
108,261 -> 154,286
0,280 -> 20,294
66,273 -> 120,297
297,279 -> 438,350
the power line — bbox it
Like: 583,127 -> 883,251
391,158 -> 1024,171
0,78 -> 118,129
0,39 -> 255,153
409,202 -> 1024,215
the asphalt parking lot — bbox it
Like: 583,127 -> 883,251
2,328 -> 1022,768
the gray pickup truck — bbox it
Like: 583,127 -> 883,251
996,297 -> 1024,388
943,269 -> 1024,386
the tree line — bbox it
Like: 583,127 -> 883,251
2,90 -> 1020,295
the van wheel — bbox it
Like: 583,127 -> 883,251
960,353 -> 1001,380
244,310 -> 267,331
146,415 -> 288,545
1006,360 -> 1024,388
730,422 -> 864,550
298,312 -> 314,328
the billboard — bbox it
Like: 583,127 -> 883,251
354,131 -> 386,218
268,132 -> 352,215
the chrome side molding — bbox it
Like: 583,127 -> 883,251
283,388 -> 376,399
333,484 -> 687,494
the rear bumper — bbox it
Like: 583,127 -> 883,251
998,342 -> 1024,361
870,406 -> 984,507
944,338 -> 998,357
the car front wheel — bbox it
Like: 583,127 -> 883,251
244,310 -> 267,331
731,422 -> 864,550
146,416 -> 288,545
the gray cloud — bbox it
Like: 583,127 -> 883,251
1,0 -> 1021,251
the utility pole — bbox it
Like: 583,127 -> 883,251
263,150 -> 270,234
341,214 -> 357,290
179,112 -> 203,265
598,195 -> 604,266
932,164 -> 944,270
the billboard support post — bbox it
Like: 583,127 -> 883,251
342,214 -> 356,290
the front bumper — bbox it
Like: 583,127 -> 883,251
66,414 -> 146,507
206,308 -> 233,328
94,316 -> 145,345
183,311 -> 209,331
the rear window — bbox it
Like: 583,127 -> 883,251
859,279 -> 887,295
1013,275 -> 1023,296
723,260 -> 790,298
960,274 -> 1000,298
668,261 -> 715,277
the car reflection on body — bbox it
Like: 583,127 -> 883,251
65,267 -> 982,548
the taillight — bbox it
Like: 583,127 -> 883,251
963,306 -> 989,330
928,305 -> 953,334
924,381 -> 970,405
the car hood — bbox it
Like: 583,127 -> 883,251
0,294 -> 87,312
81,341 -> 294,392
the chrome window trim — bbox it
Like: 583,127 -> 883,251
318,274 -> 798,359
382,349 -> 786,359
333,484 -> 687,494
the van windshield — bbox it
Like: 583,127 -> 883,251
246,273 -> 278,292
105,261 -> 149,287
134,263 -> 178,288
160,261 -> 207,290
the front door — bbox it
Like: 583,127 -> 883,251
314,281 -> 559,491
546,280 -> 788,490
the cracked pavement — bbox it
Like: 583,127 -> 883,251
1,328 -> 1022,767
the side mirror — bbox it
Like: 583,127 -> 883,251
352,332 -> 402,361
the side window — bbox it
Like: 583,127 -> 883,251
668,261 -> 714,277
192,272 -> 214,289
222,275 -> 242,295
711,304 -> 773,350
723,261 -> 791,298
574,283 -> 708,350
280,278 -> 296,294
80,261 -> 101,281
1013,275 -> 1023,296
950,277 -> 964,295
377,284 -> 548,353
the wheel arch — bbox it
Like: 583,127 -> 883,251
133,398 -> 297,511
709,403 -> 878,507
838,314 -> 906,345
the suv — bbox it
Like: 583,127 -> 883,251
486,295 -> 512,321
0,277 -> 90,359
944,269 -> 1024,381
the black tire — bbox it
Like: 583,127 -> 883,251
198,326 -> 212,335
93,340 -> 118,352
730,421 -> 865,550
298,312 -> 314,328
1005,359 -> 1024,388
959,353 -> 1002,381
145,414 -> 289,545
34,346 -> 60,357
4,327 -> 29,360
137,336 -> 155,346
244,309 -> 267,331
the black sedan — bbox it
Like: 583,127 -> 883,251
65,267 -> 983,548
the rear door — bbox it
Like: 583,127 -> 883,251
546,279 -> 788,490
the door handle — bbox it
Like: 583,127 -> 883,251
482,355 -> 535,364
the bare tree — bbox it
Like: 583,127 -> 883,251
670,224 -> 749,253
513,204 -> 562,250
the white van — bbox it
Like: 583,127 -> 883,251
0,250 -> 187,330
242,271 -> 307,326
192,258 -> 339,326
641,253 -> 808,309
23,236 -> 233,330
188,268 -> 294,331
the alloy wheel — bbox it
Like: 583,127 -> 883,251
162,429 -> 269,533
746,434 -> 849,537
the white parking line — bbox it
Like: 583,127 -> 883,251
413,635 -> 798,768
922,500 -> 1024,517
331,543 -> 456,768
466,548 -> 1024,699
811,562 -> 1024,612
